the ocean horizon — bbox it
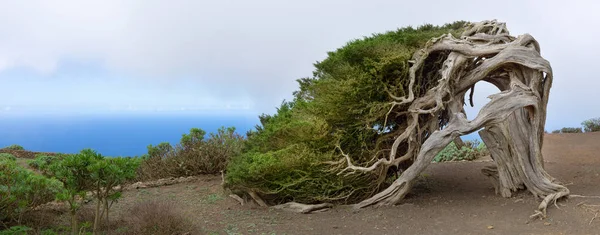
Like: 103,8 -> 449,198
0,113 -> 260,157
0,112 -> 483,157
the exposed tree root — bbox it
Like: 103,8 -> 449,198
571,195 -> 600,199
576,202 -> 600,225
243,191 -> 333,213
590,213 -> 599,225
228,194 -> 245,205
248,190 -> 268,207
272,202 -> 333,214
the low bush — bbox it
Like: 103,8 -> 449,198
582,117 -> 600,132
88,156 -> 140,233
42,149 -> 139,235
28,154 -> 64,174
125,200 -> 194,235
560,127 -> 583,133
45,150 -> 99,235
2,145 -> 24,151
0,157 -> 64,228
433,140 -> 488,162
0,153 -> 16,161
137,126 -> 244,180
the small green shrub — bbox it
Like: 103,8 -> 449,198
560,127 -> 583,133
582,117 -> 600,132
0,158 -> 64,228
2,145 -> 24,151
46,149 -> 100,235
88,156 -> 139,233
433,140 -> 488,162
44,149 -> 139,235
28,155 -> 62,174
0,153 -> 16,161
551,130 -> 561,134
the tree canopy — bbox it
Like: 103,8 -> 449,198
226,20 -> 567,219
225,21 -> 468,204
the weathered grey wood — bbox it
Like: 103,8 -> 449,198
337,20 -> 568,218
271,202 -> 333,213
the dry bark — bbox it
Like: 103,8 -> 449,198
271,202 -> 333,213
338,20 -> 568,219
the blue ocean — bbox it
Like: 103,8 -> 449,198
0,113 -> 483,157
0,114 -> 260,157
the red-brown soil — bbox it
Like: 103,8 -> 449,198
43,132 -> 600,234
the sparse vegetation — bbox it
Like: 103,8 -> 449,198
125,200 -> 194,235
88,156 -> 139,233
582,117 -> 600,132
0,156 -> 63,228
2,144 -> 24,151
28,154 -> 63,174
433,140 -> 488,162
550,117 -> 600,134
554,127 -> 584,133
0,153 -> 16,161
137,126 -> 244,180
27,149 -> 139,235
45,150 -> 99,235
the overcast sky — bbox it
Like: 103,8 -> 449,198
0,0 -> 598,131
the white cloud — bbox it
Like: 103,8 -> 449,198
0,0 -> 598,126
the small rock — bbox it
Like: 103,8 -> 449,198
544,222 -> 551,226
487,225 -> 494,229
131,182 -> 147,189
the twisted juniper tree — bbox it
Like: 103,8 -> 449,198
226,20 -> 567,218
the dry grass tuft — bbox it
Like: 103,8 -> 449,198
125,199 -> 195,235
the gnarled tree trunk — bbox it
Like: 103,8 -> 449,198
347,20 -> 567,219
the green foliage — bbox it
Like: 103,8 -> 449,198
560,127 -> 583,133
48,150 -> 99,203
2,145 -> 24,150
41,149 -> 139,234
226,21 -> 469,204
180,128 -> 207,149
0,153 -> 16,161
582,117 -> 600,132
0,225 -> 32,234
45,149 -> 99,235
227,101 -> 377,203
433,140 -> 488,162
28,154 -> 63,174
0,157 -> 63,228
551,130 -> 561,134
88,155 -> 140,233
146,142 -> 174,159
138,126 -> 244,180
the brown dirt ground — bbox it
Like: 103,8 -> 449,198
41,133 -> 600,234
